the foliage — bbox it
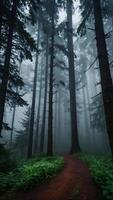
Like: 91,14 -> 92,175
78,0 -> 93,36
0,157 -> 64,194
0,0 -> 36,110
13,107 -> 30,158
78,0 -> 113,36
89,95 -> 105,131
0,145 -> 17,173
77,153 -> 113,200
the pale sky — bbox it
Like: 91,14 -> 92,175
59,0 -> 81,28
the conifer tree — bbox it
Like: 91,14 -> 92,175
40,34 -> 49,153
93,0 -> 113,157
66,0 -> 80,153
27,23 -> 40,158
0,0 -> 20,137
47,0 -> 55,156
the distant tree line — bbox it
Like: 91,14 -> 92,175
0,0 -> 113,159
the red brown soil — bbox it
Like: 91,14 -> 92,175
12,155 -> 104,200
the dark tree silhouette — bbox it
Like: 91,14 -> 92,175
47,0 -> 55,156
40,34 -> 49,153
0,0 -> 19,137
34,60 -> 43,154
27,24 -> 40,158
93,0 -> 113,157
66,0 -> 81,153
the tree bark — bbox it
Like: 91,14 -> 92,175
67,0 -> 81,153
0,0 -> 19,137
47,0 -> 55,156
34,61 -> 43,154
54,92 -> 58,153
10,61 -> 22,148
93,0 -> 113,157
10,103 -> 16,147
27,23 -> 40,158
0,0 -> 3,47
40,34 -> 49,153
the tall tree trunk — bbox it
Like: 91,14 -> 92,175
93,0 -> 113,157
0,0 -> 3,47
10,61 -> 22,148
54,92 -> 58,153
40,35 -> 49,153
67,0 -> 80,153
0,0 -> 19,137
27,23 -> 40,158
82,84 -> 91,151
10,104 -> 16,147
47,0 -> 55,156
58,90 -> 61,136
34,62 -> 43,154
58,90 -> 61,152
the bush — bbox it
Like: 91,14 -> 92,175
0,145 -> 17,172
0,156 -> 64,193
77,153 -> 113,200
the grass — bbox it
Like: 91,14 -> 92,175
0,156 -> 64,195
77,153 -> 113,200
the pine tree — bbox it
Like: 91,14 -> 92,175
66,0 -> 80,153
14,107 -> 30,158
78,0 -> 113,156
47,0 -> 55,156
40,34 -> 49,153
9,60 -> 22,147
27,23 -> 40,158
34,60 -> 43,154
93,0 -> 113,157
0,0 -> 20,137
0,0 -> 3,47
0,0 -> 36,137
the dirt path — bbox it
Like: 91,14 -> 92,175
16,155 -> 104,200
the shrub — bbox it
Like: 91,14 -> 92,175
77,153 -> 113,200
0,157 -> 64,193
0,145 -> 17,172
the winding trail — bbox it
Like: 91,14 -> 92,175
16,155 -> 104,200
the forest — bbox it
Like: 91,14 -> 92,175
0,0 -> 113,200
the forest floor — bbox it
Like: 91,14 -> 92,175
10,155 -> 104,200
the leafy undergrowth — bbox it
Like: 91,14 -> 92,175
0,145 -> 17,173
0,156 -> 64,195
77,153 -> 113,200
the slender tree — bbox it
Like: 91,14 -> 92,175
54,91 -> 58,152
0,0 -> 36,137
47,0 -> 55,156
34,60 -> 43,154
0,0 -> 3,47
14,107 -> 30,158
10,60 -> 22,147
40,34 -> 49,153
0,0 -> 19,137
27,23 -> 40,158
66,0 -> 81,153
93,0 -> 113,157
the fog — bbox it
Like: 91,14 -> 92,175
1,0 -> 113,158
